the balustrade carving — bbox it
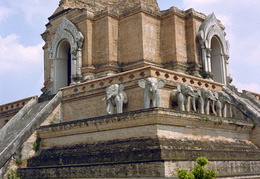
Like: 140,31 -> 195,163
60,66 -> 234,118
0,97 -> 35,113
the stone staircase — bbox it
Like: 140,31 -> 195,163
0,91 -> 62,169
15,88 -> 260,178
223,87 -> 260,124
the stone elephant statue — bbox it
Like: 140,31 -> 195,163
170,83 -> 196,112
138,77 -> 166,109
196,87 -> 216,115
104,84 -> 128,115
214,91 -> 232,117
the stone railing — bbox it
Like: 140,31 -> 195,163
149,66 -> 223,91
61,66 -> 224,100
0,97 -> 36,114
245,90 -> 260,101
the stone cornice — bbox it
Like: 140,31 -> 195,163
38,107 -> 253,142
48,8 -> 73,21
185,8 -> 206,21
161,7 -> 186,19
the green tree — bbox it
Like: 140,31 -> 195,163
177,157 -> 217,179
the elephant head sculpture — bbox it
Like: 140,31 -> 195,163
105,84 -> 128,115
197,87 -> 216,115
170,83 -> 196,112
214,91 -> 232,117
138,77 -> 166,109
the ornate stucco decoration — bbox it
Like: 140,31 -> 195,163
197,13 -> 230,84
49,17 -> 84,88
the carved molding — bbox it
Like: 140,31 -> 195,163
197,13 -> 230,84
49,17 -> 84,89
197,13 -> 229,56
49,17 -> 84,61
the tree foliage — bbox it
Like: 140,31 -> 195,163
177,157 -> 217,179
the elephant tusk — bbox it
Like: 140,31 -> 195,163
102,97 -> 107,101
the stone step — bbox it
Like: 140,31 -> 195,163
0,92 -> 62,169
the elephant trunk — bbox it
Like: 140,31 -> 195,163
191,96 -> 197,112
212,100 -> 216,115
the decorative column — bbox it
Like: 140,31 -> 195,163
71,50 -> 77,84
200,39 -> 213,80
205,48 -> 213,80
75,32 -> 84,82
224,54 -> 232,85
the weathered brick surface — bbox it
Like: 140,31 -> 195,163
20,136 -> 260,178
28,137 -> 260,168
41,0 -> 212,94
19,161 -> 165,178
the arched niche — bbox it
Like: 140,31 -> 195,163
49,17 -> 84,94
210,36 -> 224,83
54,40 -> 71,93
197,13 -> 230,85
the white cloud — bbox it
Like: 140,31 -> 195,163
0,34 -> 43,72
0,6 -> 13,22
6,0 -> 59,24
182,0 -> 232,33
183,0 -> 222,8
246,39 -> 260,65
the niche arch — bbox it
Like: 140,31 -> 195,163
197,13 -> 230,85
54,40 -> 71,93
49,17 -> 84,94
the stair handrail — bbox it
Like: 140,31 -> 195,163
0,91 -> 62,169
0,96 -> 38,140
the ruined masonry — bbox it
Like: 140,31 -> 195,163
0,0 -> 260,178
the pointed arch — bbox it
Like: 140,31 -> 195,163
197,13 -> 230,85
49,17 -> 84,93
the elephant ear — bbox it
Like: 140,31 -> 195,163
105,86 -> 110,94
197,88 -> 202,97
215,92 -> 219,100
138,79 -> 146,89
119,84 -> 124,93
157,79 -> 166,89
177,83 -> 182,93
106,85 -> 115,100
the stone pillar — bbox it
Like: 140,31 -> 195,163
200,41 -> 213,80
77,47 -> 83,78
71,50 -> 77,85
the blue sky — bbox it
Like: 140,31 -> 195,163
0,0 -> 260,105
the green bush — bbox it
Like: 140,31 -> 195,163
7,169 -> 20,179
177,157 -> 217,179
15,157 -> 22,165
33,138 -> 41,152
196,157 -> 209,167
177,170 -> 195,179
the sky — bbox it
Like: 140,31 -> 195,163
0,0 -> 260,105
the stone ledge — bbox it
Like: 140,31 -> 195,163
28,136 -> 260,168
18,161 -> 165,178
18,159 -> 260,178
37,108 -> 254,151
39,108 -> 252,136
